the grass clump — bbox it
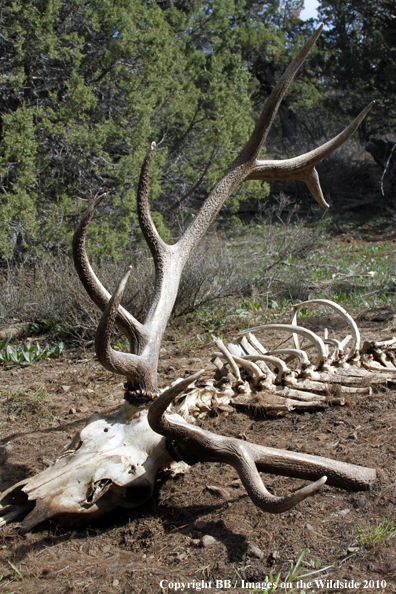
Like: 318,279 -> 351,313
356,519 -> 396,549
233,549 -> 333,594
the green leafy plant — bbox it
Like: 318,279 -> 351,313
7,561 -> 22,581
0,332 -> 64,367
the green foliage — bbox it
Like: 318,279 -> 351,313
0,0 -> 320,261
356,519 -> 396,549
0,332 -> 64,367
315,0 -> 396,136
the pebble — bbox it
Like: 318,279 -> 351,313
190,538 -> 201,547
269,550 -> 280,562
248,544 -> 264,560
200,535 -> 217,548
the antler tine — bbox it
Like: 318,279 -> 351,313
247,102 -> 375,208
95,266 -> 156,396
137,141 -> 170,264
148,370 -> 207,430
243,24 -> 324,161
178,27 -> 324,257
73,193 -> 148,352
234,450 -> 327,513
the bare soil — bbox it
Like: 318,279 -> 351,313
0,309 -> 396,594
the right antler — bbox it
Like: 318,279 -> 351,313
148,371 -> 376,513
73,25 -> 374,401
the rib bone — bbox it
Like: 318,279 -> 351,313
239,324 -> 328,367
291,299 -> 360,362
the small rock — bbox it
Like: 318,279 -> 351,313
69,408 -> 76,415
305,523 -> 314,531
200,535 -> 217,548
195,520 -> 208,531
177,553 -> 187,561
112,578 -> 119,587
268,550 -> 280,562
353,494 -> 366,508
62,385 -> 71,392
338,508 -> 351,516
248,544 -> 264,560
190,538 -> 201,547
347,547 -> 360,554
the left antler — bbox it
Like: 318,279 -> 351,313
73,25 -> 373,403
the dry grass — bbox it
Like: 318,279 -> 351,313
0,218 -> 321,341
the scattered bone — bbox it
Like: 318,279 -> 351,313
206,485 -> 230,500
291,299 -> 361,362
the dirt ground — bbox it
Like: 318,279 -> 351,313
0,306 -> 396,594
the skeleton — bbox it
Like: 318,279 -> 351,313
208,298 -> 396,414
0,26 -> 382,531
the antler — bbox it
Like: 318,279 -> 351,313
73,25 -> 373,401
148,371 -> 376,514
